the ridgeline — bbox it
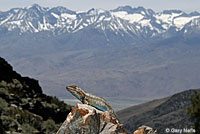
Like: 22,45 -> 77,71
0,57 -> 71,134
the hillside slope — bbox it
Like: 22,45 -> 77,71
117,89 -> 199,133
0,57 -> 71,134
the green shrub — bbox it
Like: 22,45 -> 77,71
5,107 -> 43,127
188,91 -> 200,133
21,123 -> 37,134
0,98 -> 8,111
0,88 -> 9,96
1,115 -> 19,131
42,119 -> 58,133
0,81 -> 8,88
12,79 -> 23,90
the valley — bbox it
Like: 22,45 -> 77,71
0,5 -> 200,100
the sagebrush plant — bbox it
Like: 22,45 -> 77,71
0,98 -> 8,111
42,119 -> 58,133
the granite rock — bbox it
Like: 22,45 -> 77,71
57,104 -> 128,134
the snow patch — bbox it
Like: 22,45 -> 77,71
7,20 -> 22,25
140,19 -> 150,27
174,16 -> 200,29
77,10 -> 86,14
51,12 -> 60,19
17,10 -> 26,19
184,29 -> 187,33
73,25 -> 84,33
98,15 -> 105,22
96,9 -> 105,14
104,17 -> 111,21
0,14 -> 13,25
162,24 -> 168,29
141,11 -> 145,15
83,23 -> 88,27
111,11 -> 144,23
28,22 -> 39,32
156,20 -> 161,24
155,12 -> 182,24
61,13 -> 76,20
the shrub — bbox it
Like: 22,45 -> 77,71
188,91 -> 200,133
1,115 -> 19,131
42,119 -> 58,133
0,98 -> 8,112
21,123 -> 37,134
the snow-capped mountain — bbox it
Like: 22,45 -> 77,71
0,4 -> 200,41
1,4 -> 200,99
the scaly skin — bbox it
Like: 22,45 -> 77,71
66,85 -> 117,119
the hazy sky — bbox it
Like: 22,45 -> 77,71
0,0 -> 199,12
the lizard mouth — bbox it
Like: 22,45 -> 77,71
66,85 -> 85,100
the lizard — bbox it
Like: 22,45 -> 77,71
66,85 -> 118,120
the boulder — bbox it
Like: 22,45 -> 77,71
133,125 -> 158,134
57,104 -> 128,134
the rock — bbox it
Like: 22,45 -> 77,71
133,125 -> 158,134
57,104 -> 128,134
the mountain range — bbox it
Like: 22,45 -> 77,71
117,89 -> 199,133
0,4 -> 200,101
1,4 -> 200,39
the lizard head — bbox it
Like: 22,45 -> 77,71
66,85 -> 86,102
